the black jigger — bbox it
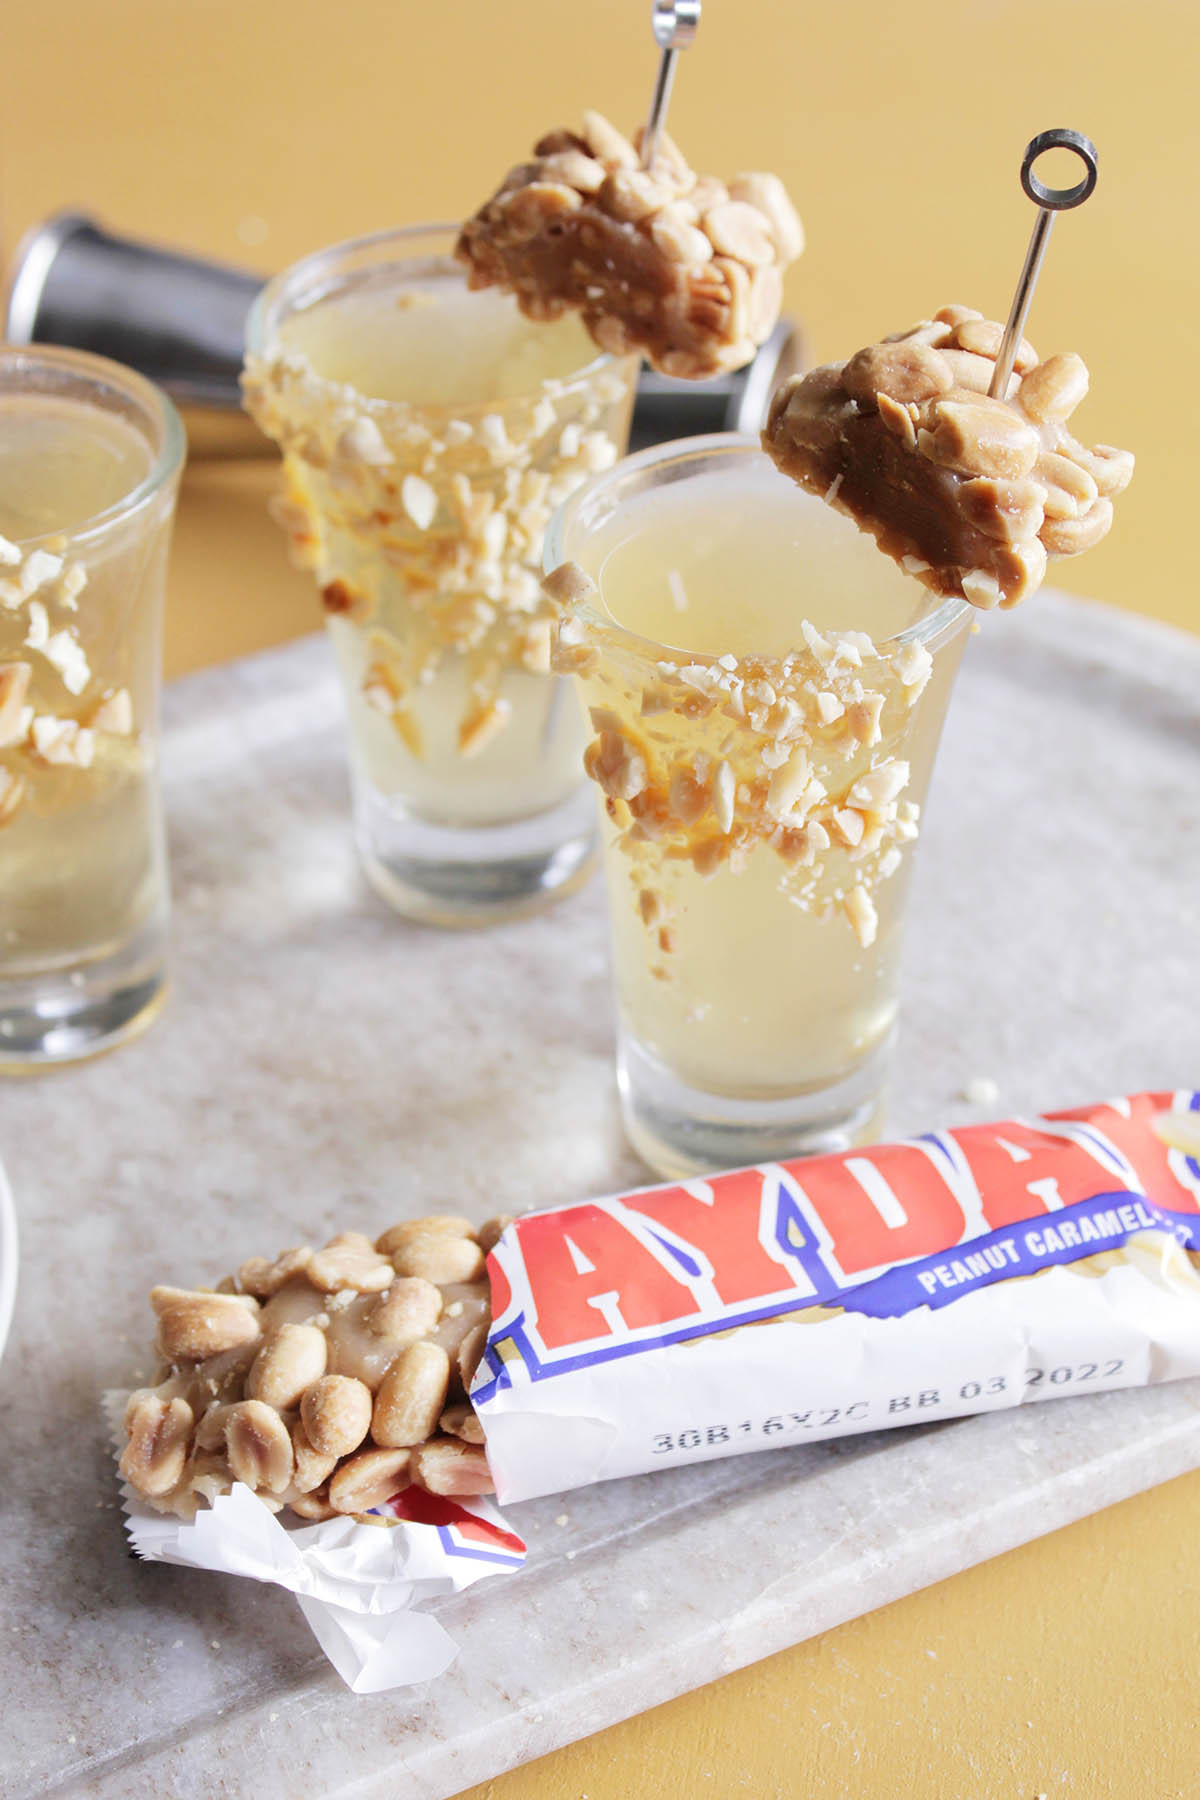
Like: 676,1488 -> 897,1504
4,212 -> 267,455
5,212 -> 263,407
3,210 -> 802,454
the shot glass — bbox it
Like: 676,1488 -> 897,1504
0,345 -> 184,1066
244,226 -> 639,925
544,435 -> 972,1177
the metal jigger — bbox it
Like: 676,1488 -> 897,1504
641,0 -> 701,168
989,128 -> 1099,399
4,211 -> 266,453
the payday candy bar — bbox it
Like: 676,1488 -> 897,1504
473,1090 -> 1200,1502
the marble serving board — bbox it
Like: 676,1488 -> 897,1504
2,593 -> 1199,1800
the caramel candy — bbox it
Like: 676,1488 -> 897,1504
763,306 -> 1133,609
456,113 -> 802,380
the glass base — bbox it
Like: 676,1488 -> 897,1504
617,1027 -> 893,1179
356,782 -> 599,927
0,925 -> 168,1070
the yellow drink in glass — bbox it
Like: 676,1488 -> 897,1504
0,349 -> 183,1064
245,228 -> 638,924
546,437 -> 971,1176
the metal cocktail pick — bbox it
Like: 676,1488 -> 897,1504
988,127 -> 1099,400
640,0 -> 702,169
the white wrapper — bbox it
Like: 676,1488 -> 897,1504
473,1092 -> 1200,1503
105,1392 -> 525,1691
477,1232 -> 1200,1502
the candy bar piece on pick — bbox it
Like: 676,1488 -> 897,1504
455,112 -> 802,381
763,305 -> 1133,609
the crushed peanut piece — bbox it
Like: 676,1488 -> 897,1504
41,629 -> 91,695
30,716 -> 94,768
400,474 -> 438,531
0,662 -> 32,747
458,697 -> 513,758
0,766 -> 24,826
87,688 -> 134,735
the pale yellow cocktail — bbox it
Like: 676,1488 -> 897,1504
0,349 -> 183,1063
244,228 -> 638,923
545,437 -> 970,1175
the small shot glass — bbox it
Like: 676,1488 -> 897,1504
244,226 -> 639,926
544,435 -> 972,1177
0,345 -> 184,1066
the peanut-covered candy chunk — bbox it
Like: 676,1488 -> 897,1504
456,113 -> 802,380
119,1215 -> 495,1521
763,305 -> 1133,608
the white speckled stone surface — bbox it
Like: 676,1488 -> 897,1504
1,593 -> 1198,1799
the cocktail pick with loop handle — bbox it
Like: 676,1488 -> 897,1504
988,128 -> 1099,401
640,0 -> 701,170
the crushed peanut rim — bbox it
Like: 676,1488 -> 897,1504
243,225 -> 638,749
543,434 -> 969,947
0,535 -> 140,824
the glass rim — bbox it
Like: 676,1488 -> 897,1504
0,343 -> 185,551
243,221 -> 622,417
543,431 -> 974,663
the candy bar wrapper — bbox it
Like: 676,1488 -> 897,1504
473,1090 -> 1200,1504
104,1393 -> 526,1692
